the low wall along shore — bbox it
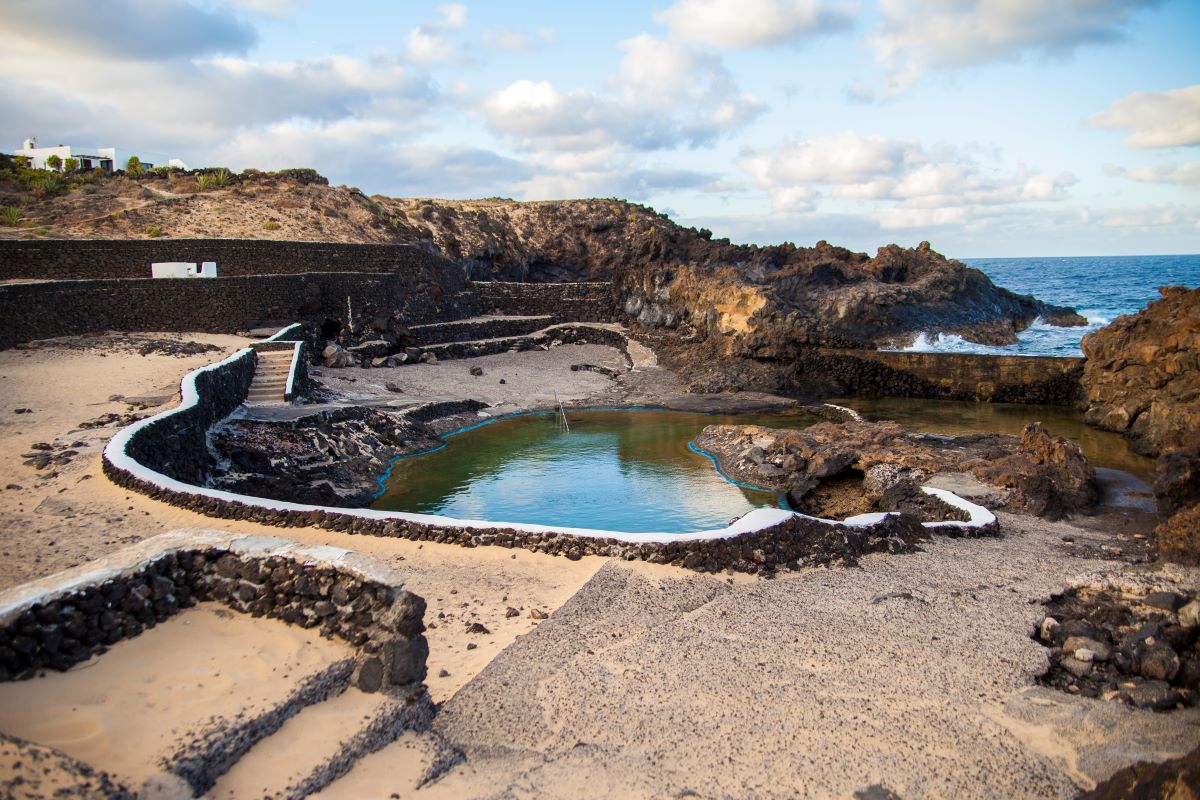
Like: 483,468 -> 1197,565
100,331 -> 999,578
807,348 -> 1084,405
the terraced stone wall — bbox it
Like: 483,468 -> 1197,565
473,280 -> 619,323
0,272 -> 480,349
0,239 -> 455,281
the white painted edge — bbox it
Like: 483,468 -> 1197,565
284,341 -> 303,399
261,322 -> 304,343
821,403 -> 866,423
103,343 -> 999,546
0,529 -> 408,627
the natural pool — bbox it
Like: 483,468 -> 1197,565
371,409 -> 818,532
830,397 -> 1157,481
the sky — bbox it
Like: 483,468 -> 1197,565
2,0 -> 1198,257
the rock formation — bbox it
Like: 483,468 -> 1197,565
694,419 -> 1098,521
1081,287 -> 1200,564
1081,286 -> 1200,458
209,407 -> 442,506
1,163 -> 1083,357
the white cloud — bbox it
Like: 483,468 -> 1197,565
1108,162 -> 1200,190
484,35 -> 763,154
1088,85 -> 1200,149
872,0 -> 1158,84
654,0 -> 852,49
741,131 -> 1076,224
1,0 -> 256,60
482,26 -> 556,53
405,4 -> 469,64
228,0 -> 298,17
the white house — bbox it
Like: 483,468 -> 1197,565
151,261 -> 218,278
11,137 -> 189,172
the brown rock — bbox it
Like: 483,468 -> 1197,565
1081,286 -> 1200,458
1157,504 -> 1200,566
1078,743 -> 1200,800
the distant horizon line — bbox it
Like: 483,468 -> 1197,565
957,252 -> 1200,261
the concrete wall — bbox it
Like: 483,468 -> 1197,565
0,238 -> 460,281
807,348 -> 1085,406
0,272 -> 480,349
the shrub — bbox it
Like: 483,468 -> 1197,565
28,174 -> 65,196
145,225 -> 162,238
262,220 -> 281,230
1,206 -> 22,226
64,158 -> 79,172
125,155 -> 144,175
45,154 -> 62,171
195,168 -> 232,192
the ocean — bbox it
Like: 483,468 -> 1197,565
896,254 -> 1200,357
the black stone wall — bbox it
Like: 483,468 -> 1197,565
0,547 -> 428,693
0,238 -> 456,281
473,281 -> 618,323
123,349 -> 256,485
0,272 -> 480,349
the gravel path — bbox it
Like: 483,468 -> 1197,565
426,514 -> 1200,799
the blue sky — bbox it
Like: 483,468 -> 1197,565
2,0 -> 1198,257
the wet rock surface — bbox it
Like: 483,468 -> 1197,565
210,406 -> 442,507
1035,584 -> 1199,710
694,419 -> 1097,521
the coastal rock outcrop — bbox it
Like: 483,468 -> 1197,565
1081,287 -> 1200,564
694,420 -> 1098,521
1081,286 -> 1200,458
2,163 -> 1084,363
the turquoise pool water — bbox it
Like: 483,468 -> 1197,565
371,409 -> 818,532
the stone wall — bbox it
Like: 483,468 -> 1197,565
0,238 -> 455,281
806,348 -> 1084,405
411,314 -> 553,345
473,281 -> 619,323
425,323 -> 630,361
0,531 -> 428,697
0,272 -> 480,349
124,349 -> 255,485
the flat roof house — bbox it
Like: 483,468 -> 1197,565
11,137 -> 189,172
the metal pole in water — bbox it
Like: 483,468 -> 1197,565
555,391 -> 570,432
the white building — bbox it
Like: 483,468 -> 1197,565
11,137 -> 189,172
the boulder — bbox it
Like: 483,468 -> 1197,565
1081,286 -> 1200,458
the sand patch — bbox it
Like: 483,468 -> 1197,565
0,604 -> 352,788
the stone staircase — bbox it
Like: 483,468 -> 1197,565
245,348 -> 295,406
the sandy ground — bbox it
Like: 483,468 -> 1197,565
0,604 -> 352,790
1,332 -> 1197,798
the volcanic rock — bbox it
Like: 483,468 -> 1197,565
1081,286 -> 1200,458
693,420 -> 1098,520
